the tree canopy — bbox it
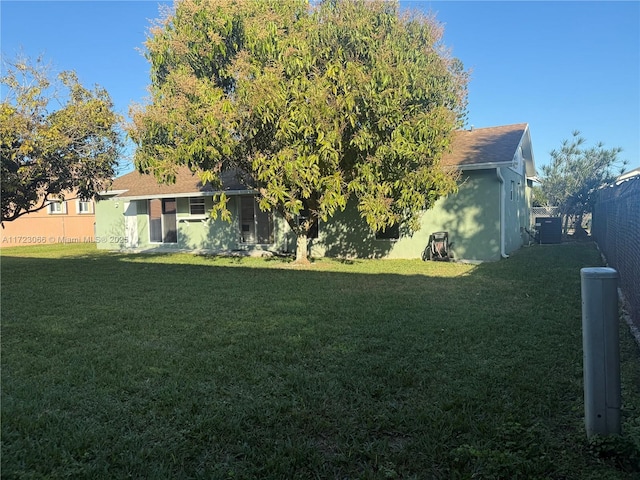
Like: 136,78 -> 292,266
130,0 -> 468,261
1,56 -> 123,224
540,131 -> 627,232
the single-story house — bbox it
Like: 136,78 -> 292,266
96,123 -> 536,261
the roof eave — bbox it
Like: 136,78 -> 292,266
112,189 -> 258,201
100,189 -> 128,196
449,161 -> 514,171
517,124 -> 537,178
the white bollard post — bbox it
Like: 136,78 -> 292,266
580,267 -> 621,438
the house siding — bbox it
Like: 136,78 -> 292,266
96,195 -> 293,253
307,169 -> 501,261
500,163 -> 532,256
1,198 -> 96,248
432,170 -> 502,261
95,197 -> 126,249
95,167 -> 531,262
95,123 -> 535,261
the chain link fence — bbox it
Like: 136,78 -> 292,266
592,175 -> 640,330
531,206 -> 559,221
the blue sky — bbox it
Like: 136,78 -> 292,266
2,1 -> 639,173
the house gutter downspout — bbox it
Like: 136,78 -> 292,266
496,168 -> 509,259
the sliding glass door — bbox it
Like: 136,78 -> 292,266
239,196 -> 273,244
149,198 -> 177,244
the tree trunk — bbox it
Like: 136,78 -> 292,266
573,213 -> 588,238
295,233 -> 310,264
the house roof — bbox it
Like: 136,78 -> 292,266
107,123 -> 535,198
106,167 -> 250,199
441,123 -> 529,168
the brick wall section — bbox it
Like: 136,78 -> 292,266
592,176 -> 640,329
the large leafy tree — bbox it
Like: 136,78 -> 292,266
130,0 -> 468,262
1,56 -> 123,224
540,131 -> 627,234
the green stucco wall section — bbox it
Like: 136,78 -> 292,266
499,166 -> 531,257
176,197 -> 238,251
310,169 -> 502,261
95,167 -> 531,261
94,196 -> 125,250
95,196 -> 238,251
96,195 -> 292,253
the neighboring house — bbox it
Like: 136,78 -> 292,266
96,123 -> 536,261
1,196 -> 96,247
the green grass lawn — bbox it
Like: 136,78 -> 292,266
2,243 -> 639,479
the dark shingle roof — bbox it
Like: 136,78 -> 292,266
442,123 -> 528,167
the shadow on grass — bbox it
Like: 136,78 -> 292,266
2,243 -> 639,479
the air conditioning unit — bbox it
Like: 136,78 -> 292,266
535,217 -> 562,244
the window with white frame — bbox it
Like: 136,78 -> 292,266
76,199 -> 93,214
48,200 -> 67,214
189,197 -> 206,216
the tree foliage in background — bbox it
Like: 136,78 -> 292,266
530,185 -> 548,207
540,131 -> 627,234
1,56 -> 123,224
130,0 -> 468,262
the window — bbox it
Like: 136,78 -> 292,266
375,223 -> 400,240
149,198 -> 177,243
189,197 -> 206,216
510,180 -> 515,201
239,196 -> 273,244
149,199 -> 162,242
48,200 -> 66,214
76,200 -> 93,214
162,199 -> 178,243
